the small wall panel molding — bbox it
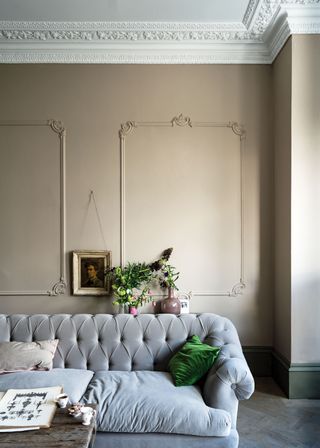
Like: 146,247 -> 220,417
0,120 -> 67,296
119,114 -> 246,297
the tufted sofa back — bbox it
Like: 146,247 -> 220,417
0,314 -> 241,372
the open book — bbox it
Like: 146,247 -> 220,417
0,386 -> 62,430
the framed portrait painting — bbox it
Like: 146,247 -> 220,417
72,250 -> 112,296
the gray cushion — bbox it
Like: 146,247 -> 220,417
0,340 -> 58,372
83,371 -> 231,437
0,368 -> 94,403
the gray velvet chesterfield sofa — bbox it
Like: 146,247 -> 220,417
0,313 -> 254,448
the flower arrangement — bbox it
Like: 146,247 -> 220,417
107,263 -> 154,308
158,263 -> 180,290
149,247 -> 180,291
107,248 -> 180,312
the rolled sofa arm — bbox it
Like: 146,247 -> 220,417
203,356 -> 255,428
213,357 -> 255,400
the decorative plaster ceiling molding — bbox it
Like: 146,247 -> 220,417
285,3 -> 320,30
267,5 -> 320,60
267,13 -> 292,60
0,0 -> 319,64
0,20 -> 248,33
243,0 -> 261,28
0,20 -> 255,42
0,46 -> 271,64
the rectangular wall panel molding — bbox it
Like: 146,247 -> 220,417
0,120 -> 66,296
119,115 -> 246,298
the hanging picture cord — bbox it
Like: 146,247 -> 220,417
86,190 -> 108,249
89,190 -> 107,249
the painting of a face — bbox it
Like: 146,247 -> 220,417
80,258 -> 104,288
73,251 -> 111,295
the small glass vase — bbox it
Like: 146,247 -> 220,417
160,287 -> 181,314
118,304 -> 129,314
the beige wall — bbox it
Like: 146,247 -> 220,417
273,39 -> 292,362
291,35 -> 320,363
273,35 -> 320,364
0,64 -> 273,346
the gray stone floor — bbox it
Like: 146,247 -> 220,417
238,378 -> 320,448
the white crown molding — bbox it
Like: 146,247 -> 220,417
267,4 -> 320,60
0,20 -> 247,33
0,43 -> 271,64
243,0 -> 261,28
0,20 -> 253,42
285,4 -> 320,30
267,13 -> 292,61
0,0 -> 319,64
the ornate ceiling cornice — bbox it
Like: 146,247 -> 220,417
0,0 -> 319,64
0,22 -> 257,43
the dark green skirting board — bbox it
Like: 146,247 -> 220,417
243,347 -> 320,399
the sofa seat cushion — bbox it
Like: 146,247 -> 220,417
83,371 -> 231,437
0,368 -> 94,403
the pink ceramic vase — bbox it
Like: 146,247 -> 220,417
160,287 -> 181,314
129,306 -> 138,316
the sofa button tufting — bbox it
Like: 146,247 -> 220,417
2,312 -> 254,441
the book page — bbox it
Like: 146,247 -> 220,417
0,386 -> 62,428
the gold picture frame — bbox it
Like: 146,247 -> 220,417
72,250 -> 112,296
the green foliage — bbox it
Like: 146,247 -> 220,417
158,263 -> 180,290
107,263 -> 154,307
107,248 -> 180,310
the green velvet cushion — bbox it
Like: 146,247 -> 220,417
168,335 -> 220,387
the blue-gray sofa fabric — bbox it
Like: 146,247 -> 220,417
0,313 -> 254,448
0,368 -> 94,403
83,370 -> 231,436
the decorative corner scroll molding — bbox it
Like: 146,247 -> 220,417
179,291 -> 193,301
48,278 -> 67,296
0,120 -> 67,296
119,121 -> 137,138
230,281 -> 246,297
171,114 -> 192,127
119,114 -> 246,297
193,280 -> 246,297
230,122 -> 246,140
48,119 -> 66,137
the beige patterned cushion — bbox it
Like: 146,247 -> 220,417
0,340 -> 59,373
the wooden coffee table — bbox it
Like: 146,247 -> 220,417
0,405 -> 96,448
